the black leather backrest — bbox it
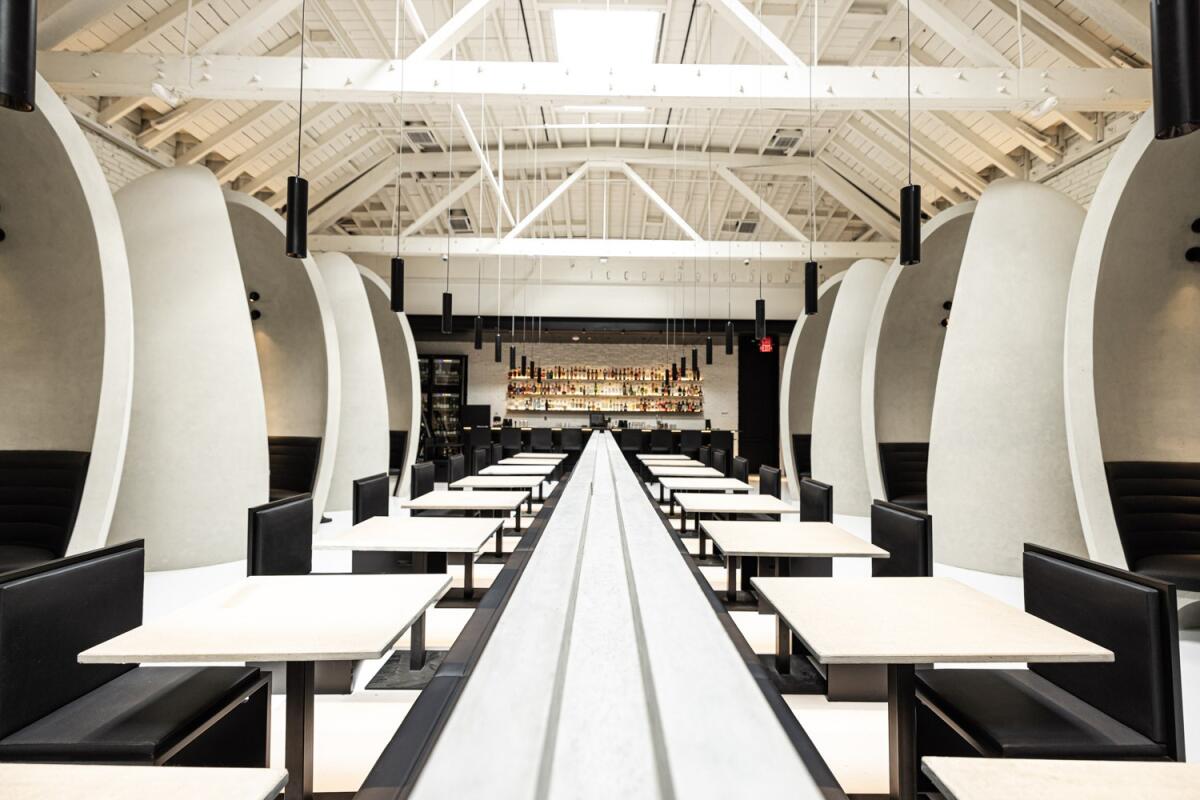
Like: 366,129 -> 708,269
447,453 -> 466,484
709,430 -> 734,458
389,431 -> 408,471
621,428 -> 643,449
0,450 -> 91,555
698,445 -> 711,466
1025,546 -> 1179,750
501,428 -> 522,448
680,429 -> 702,449
651,429 -> 673,449
792,434 -> 812,476
468,427 -> 492,447
799,478 -> 832,522
878,442 -> 929,502
1104,461 -> 1200,565
759,466 -> 781,499
531,428 -> 552,449
472,447 -> 489,475
712,449 -> 728,475
0,541 -> 143,739
491,443 -> 504,465
561,428 -> 582,449
267,436 -> 322,495
353,473 -> 390,524
731,456 -> 749,483
247,494 -> 312,576
870,500 -> 932,577
411,462 -> 435,500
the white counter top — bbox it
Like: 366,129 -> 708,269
401,489 -> 529,511
702,521 -> 889,558
479,464 -> 555,476
2,764 -> 289,800
922,757 -> 1200,800
315,515 -> 500,553
674,492 -> 795,515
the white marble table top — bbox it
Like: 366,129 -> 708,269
402,489 -> 530,510
641,457 -> 703,466
636,453 -> 693,461
751,577 -> 1114,665
79,574 -> 450,663
922,757 -> 1200,800
511,452 -> 567,461
3,764 -> 289,800
315,515 -> 500,553
701,521 -> 889,558
674,492 -> 795,514
659,477 -> 752,492
497,457 -> 559,466
648,465 -> 723,478
480,464 -> 555,476
450,475 -> 544,490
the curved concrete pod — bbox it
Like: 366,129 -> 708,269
779,272 -> 846,494
0,75 -> 133,556
111,167 -> 270,570
225,191 -> 340,529
1064,112 -> 1200,616
810,260 -> 889,516
861,203 -> 976,502
928,179 -> 1086,576
359,266 -> 421,498
316,253 -> 389,511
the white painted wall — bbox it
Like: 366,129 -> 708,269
317,253 -> 389,511
0,76 -> 133,556
415,339 -> 739,430
810,260 -> 888,516
1065,111 -> 1200,568
359,267 -> 421,498
928,179 -> 1087,576
225,191 -> 340,529
110,167 -> 269,570
861,204 -> 975,501
779,273 -> 846,490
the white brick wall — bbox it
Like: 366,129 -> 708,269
1042,144 -> 1118,209
82,128 -> 160,192
416,339 -> 739,430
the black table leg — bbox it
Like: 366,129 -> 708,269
726,555 -> 737,602
413,551 -> 428,574
669,492 -> 675,516
410,612 -> 427,671
680,508 -> 687,534
659,483 -> 664,503
887,663 -> 917,800
285,661 -> 315,800
464,552 -> 474,600
515,506 -> 522,532
775,616 -> 790,675
527,494 -> 533,513
539,483 -> 544,502
495,524 -> 503,557
698,516 -> 706,558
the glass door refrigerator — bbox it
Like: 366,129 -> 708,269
418,355 -> 468,479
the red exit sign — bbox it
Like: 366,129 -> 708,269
759,335 -> 775,353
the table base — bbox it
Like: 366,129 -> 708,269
285,661 -> 315,800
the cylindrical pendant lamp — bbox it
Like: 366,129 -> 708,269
494,332 -> 503,362
509,346 -> 517,371
441,291 -> 453,334
804,261 -> 818,316
900,184 -> 922,265
285,176 -> 309,258
390,257 -> 405,312
1152,0 -> 1200,139
724,320 -> 734,354
705,336 -> 713,365
473,315 -> 483,350
754,298 -> 766,340
0,0 -> 37,112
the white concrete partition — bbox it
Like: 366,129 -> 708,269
0,75 -> 133,556
1065,112 -> 1200,580
779,272 -> 846,494
111,167 -> 269,570
358,266 -> 421,498
810,260 -> 889,516
315,253 -> 389,511
928,179 -> 1086,576
861,203 -> 976,502
225,191 -> 340,529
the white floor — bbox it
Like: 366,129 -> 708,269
142,483 -> 1200,795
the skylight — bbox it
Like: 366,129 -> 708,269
553,9 -> 660,67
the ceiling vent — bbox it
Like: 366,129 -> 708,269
405,128 -> 438,148
767,130 -> 803,153
448,208 -> 472,233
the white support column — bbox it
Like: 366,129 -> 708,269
704,0 -> 804,69
454,104 -> 516,228
504,163 -> 590,240
400,170 -> 484,238
714,165 -> 808,242
408,0 -> 502,61
619,163 -> 702,241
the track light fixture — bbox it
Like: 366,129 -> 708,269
0,0 -> 36,112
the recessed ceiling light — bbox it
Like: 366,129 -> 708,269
554,9 -> 659,67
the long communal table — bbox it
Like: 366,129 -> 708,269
3,764 -> 289,800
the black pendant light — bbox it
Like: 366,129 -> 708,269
755,297 -> 766,341
509,345 -> 516,370
473,315 -> 483,349
705,336 -> 713,365
441,289 -> 453,334
521,354 -> 527,376
530,360 -> 536,380
0,0 -> 36,112
898,0 -> 921,265
285,0 -> 310,258
805,260 -> 818,315
390,257 -> 405,312
681,355 -> 687,375
1152,0 -> 1200,139
691,347 -> 699,374
672,363 -> 679,382
494,332 -> 503,362
725,320 -> 734,354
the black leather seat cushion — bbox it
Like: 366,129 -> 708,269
0,545 -> 58,573
917,668 -> 1164,759
267,437 -> 321,496
0,450 -> 91,560
1132,553 -> 1200,591
0,666 -> 261,763
879,442 -> 928,509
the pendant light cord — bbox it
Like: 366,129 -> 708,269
392,0 -> 406,258
808,0 -> 817,259
906,0 -> 912,187
295,0 -> 307,178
